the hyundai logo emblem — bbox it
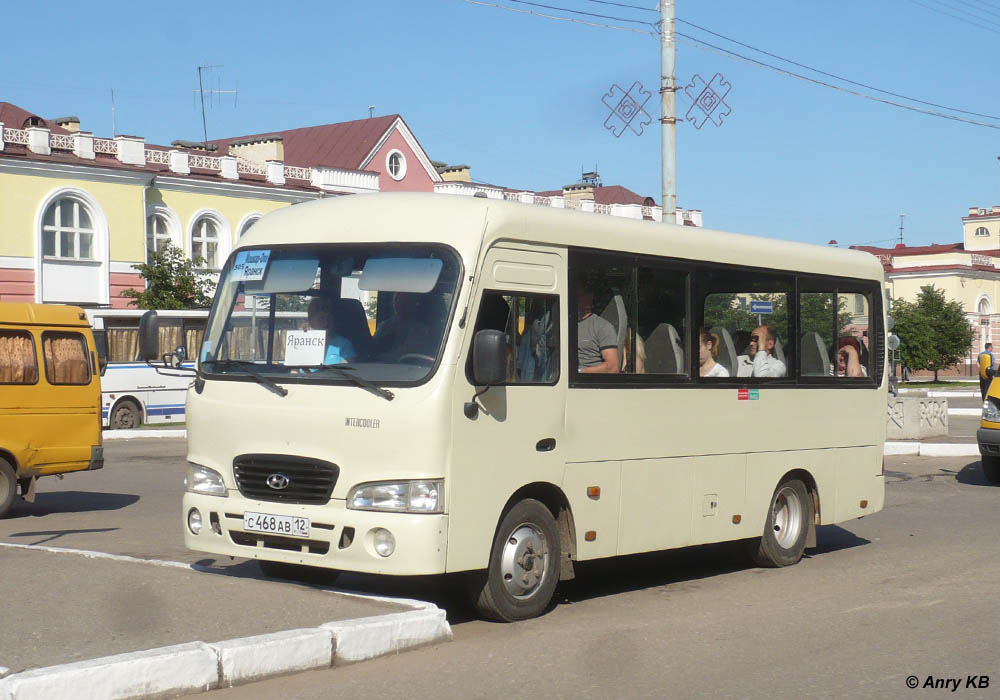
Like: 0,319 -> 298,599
266,473 -> 291,490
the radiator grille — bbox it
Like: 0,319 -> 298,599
233,454 -> 339,505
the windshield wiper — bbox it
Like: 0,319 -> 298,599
306,364 -> 395,401
207,360 -> 288,398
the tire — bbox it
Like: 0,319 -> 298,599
257,559 -> 340,585
110,400 -> 141,430
0,459 -> 17,519
982,456 -> 1000,484
471,498 -> 561,622
749,479 -> 812,568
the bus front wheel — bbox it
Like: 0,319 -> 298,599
0,459 -> 17,519
472,498 -> 561,622
110,400 -> 141,430
749,479 -> 812,568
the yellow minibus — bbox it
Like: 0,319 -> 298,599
142,193 -> 886,621
0,303 -> 104,517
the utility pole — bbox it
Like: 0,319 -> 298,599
110,88 -> 117,137
660,0 -> 676,224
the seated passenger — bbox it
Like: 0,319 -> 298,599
371,292 -> 443,360
699,328 -> 729,377
837,336 -> 867,377
307,297 -> 355,365
576,286 -> 619,374
736,324 -> 786,378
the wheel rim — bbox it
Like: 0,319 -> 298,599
499,522 -> 550,599
114,406 -> 136,429
772,486 -> 804,549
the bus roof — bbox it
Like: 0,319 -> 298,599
0,302 -> 90,327
237,193 -> 885,282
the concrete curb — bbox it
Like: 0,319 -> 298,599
949,408 -> 982,416
885,441 -> 980,457
0,606 -> 452,699
103,429 -> 187,440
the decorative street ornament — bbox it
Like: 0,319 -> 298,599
683,73 -> 732,129
601,81 -> 653,138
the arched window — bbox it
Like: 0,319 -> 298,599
191,216 -> 220,268
976,227 -> 989,237
238,215 -> 261,238
980,297 -> 992,315
146,213 -> 173,261
42,197 -> 95,260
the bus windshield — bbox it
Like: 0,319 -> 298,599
201,244 -> 460,385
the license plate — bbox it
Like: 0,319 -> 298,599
243,512 -> 310,538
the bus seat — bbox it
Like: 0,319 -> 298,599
801,332 -> 830,376
710,326 -> 738,377
644,323 -> 684,374
332,298 -> 373,357
732,329 -> 751,356
600,295 -> 627,367
476,294 -> 512,333
773,337 -> 785,364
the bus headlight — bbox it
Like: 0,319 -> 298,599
186,463 -> 227,497
348,480 -> 443,513
984,401 -> 1000,423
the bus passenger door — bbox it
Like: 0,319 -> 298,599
447,246 -> 568,574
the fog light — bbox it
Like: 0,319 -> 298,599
373,528 -> 395,557
188,508 -> 203,535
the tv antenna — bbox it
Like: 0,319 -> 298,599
193,65 -> 238,145
897,213 -> 906,246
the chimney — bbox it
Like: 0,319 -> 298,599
228,135 -> 284,167
563,183 -> 595,201
171,139 -> 219,153
438,164 -> 470,183
992,206 -> 1000,214
970,207 -> 979,216
53,116 -> 80,133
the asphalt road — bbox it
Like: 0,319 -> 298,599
199,454 -> 1000,700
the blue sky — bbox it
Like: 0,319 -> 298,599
3,0 -> 999,246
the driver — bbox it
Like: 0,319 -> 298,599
371,292 -> 443,360
307,297 -> 356,365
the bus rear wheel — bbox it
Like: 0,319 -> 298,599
472,498 -> 561,622
749,479 -> 812,568
0,459 -> 17,519
982,456 -> 1000,484
110,400 -> 140,430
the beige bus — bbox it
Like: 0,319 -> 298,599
142,193 -> 886,621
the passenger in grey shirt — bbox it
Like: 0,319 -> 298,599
576,287 -> 619,373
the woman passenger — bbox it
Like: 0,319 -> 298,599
699,328 -> 729,377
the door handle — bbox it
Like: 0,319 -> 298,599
536,438 -> 556,452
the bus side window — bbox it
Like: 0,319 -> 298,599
0,330 -> 38,384
42,331 -> 91,385
469,292 -> 559,385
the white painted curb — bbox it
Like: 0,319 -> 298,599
884,442 -> 980,457
324,608 -> 453,665
949,408 -> 982,416
0,642 -> 218,700
212,628 -> 334,687
103,429 -> 187,440
0,606 -> 452,700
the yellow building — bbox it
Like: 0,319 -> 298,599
856,205 -> 1000,374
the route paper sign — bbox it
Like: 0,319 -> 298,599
284,330 -> 325,366
232,250 -> 271,281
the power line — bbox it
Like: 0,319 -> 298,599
904,0 -> 1000,34
579,0 -> 658,12
676,18 -> 1000,121
943,0 -> 1000,20
934,0 -> 1000,28
674,32 -> 1000,129
459,0 -> 657,34
503,0 -> 657,26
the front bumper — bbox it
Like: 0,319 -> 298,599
977,427 -> 1000,457
182,491 -> 449,576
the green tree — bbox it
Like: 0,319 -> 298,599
120,243 -> 215,309
892,285 -> 973,381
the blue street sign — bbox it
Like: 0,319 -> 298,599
749,300 -> 773,314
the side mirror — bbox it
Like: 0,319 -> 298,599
472,329 -> 506,386
138,310 -> 160,362
169,345 -> 187,369
92,329 -> 109,376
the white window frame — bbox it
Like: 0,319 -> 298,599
145,205 -> 181,261
41,197 -> 97,260
386,149 -> 407,181
237,213 -> 263,238
34,187 -> 110,304
187,211 -> 230,271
